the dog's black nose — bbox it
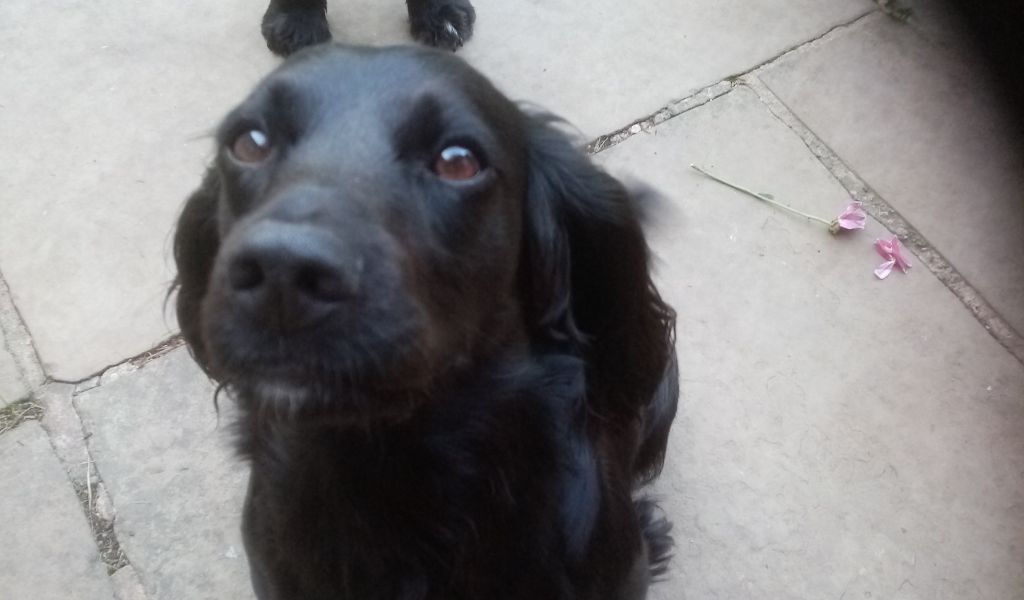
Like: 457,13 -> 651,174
222,221 -> 359,331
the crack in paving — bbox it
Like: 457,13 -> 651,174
0,268 -> 47,398
52,334 -> 185,387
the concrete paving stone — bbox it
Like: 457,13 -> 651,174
0,0 -> 873,379
75,350 -> 250,600
758,10 -> 1024,337
595,86 -> 1024,600
0,1 -> 279,381
0,422 -> 114,600
0,327 -> 30,406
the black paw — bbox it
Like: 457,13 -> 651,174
262,6 -> 332,57
408,0 -> 475,51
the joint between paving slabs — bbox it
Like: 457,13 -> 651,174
737,74 -> 1024,366
52,334 -> 185,391
585,8 -> 878,157
586,79 -> 736,155
718,7 -> 878,92
0,386 -> 139,587
0,397 -> 44,436
34,383 -> 138,580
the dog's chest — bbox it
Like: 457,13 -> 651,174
243,389 -> 594,599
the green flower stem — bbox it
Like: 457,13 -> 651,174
689,164 -> 833,226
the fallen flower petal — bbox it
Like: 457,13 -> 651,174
874,258 -> 896,280
875,237 -> 895,258
874,236 -> 912,279
836,202 -> 866,230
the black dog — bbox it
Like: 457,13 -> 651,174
262,0 -> 475,55
173,44 -> 678,599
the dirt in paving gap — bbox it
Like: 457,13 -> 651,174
72,479 -> 130,574
0,398 -> 43,435
0,399 -> 129,574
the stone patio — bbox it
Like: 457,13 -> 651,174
1,1 -> 1022,598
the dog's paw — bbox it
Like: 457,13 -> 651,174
408,0 -> 476,51
262,6 -> 332,57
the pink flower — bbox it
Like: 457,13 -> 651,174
831,202 -> 866,233
874,236 -> 912,279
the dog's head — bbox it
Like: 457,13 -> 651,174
173,45 -> 673,421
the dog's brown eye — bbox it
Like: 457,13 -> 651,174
434,146 -> 481,181
231,129 -> 271,164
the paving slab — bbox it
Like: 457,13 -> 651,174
0,0 -> 873,379
0,1 -> 278,380
0,422 -> 114,600
75,350 -> 250,600
758,10 -> 1024,337
595,86 -> 1024,599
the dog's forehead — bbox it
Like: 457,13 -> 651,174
261,46 -> 486,108
225,45 -> 524,161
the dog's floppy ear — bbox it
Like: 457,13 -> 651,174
522,114 -> 676,420
171,169 -> 221,372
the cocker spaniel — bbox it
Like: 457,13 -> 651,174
173,44 -> 678,600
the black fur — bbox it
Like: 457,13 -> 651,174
262,0 -> 476,56
172,45 -> 677,600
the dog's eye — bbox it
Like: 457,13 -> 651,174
231,129 -> 272,164
433,146 -> 481,181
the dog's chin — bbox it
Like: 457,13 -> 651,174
221,365 -> 431,426
202,331 -> 458,423
247,377 -> 315,408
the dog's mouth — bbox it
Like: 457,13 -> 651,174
231,373 -> 428,425
204,336 -> 446,423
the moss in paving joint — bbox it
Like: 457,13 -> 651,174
875,0 -> 913,23
0,398 -> 43,435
